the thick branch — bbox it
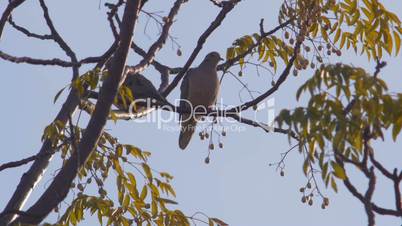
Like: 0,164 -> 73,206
0,24 -> 118,226
12,1 -> 142,225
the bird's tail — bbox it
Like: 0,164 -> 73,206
179,115 -> 197,150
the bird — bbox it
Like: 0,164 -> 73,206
115,73 -> 171,117
179,52 -> 223,150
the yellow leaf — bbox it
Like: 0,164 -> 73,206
331,176 -> 338,193
140,186 -> 148,200
393,30 -> 401,55
321,28 -> 329,42
127,172 -> 137,187
226,47 -> 235,60
123,194 -> 130,209
340,33 -> 347,49
331,161 -> 347,180
211,218 -> 229,226
142,163 -> 153,182
334,28 -> 341,43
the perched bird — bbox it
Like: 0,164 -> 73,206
179,52 -> 223,149
116,73 -> 171,117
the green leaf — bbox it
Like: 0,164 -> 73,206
142,163 -> 153,182
123,194 -> 130,208
302,159 -> 309,176
226,47 -> 235,60
331,176 -> 338,193
211,218 -> 229,226
334,28 -> 341,43
331,161 -> 347,180
140,185 -> 148,200
127,173 -> 137,187
53,87 -> 66,104
156,197 -> 178,205
392,122 -> 402,141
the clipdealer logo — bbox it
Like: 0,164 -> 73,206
125,98 -> 275,132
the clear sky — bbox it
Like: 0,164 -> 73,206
1,0 -> 401,225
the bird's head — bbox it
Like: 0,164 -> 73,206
202,51 -> 223,67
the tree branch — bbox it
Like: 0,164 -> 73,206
0,50 -> 110,67
228,40 -> 301,113
12,0 -> 143,224
162,0 -> 242,97
0,40 -> 117,226
217,18 -> 293,72
0,0 -> 26,39
39,0 -> 79,79
8,16 -> 52,40
0,155 -> 37,172
126,0 -> 187,75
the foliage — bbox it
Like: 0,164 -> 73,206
277,63 -> 402,190
1,0 -> 401,225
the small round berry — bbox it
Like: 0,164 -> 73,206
77,184 -> 84,191
252,105 -> 258,110
289,38 -> 295,45
323,197 -> 330,206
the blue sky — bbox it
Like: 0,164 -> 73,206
1,0 -> 401,225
